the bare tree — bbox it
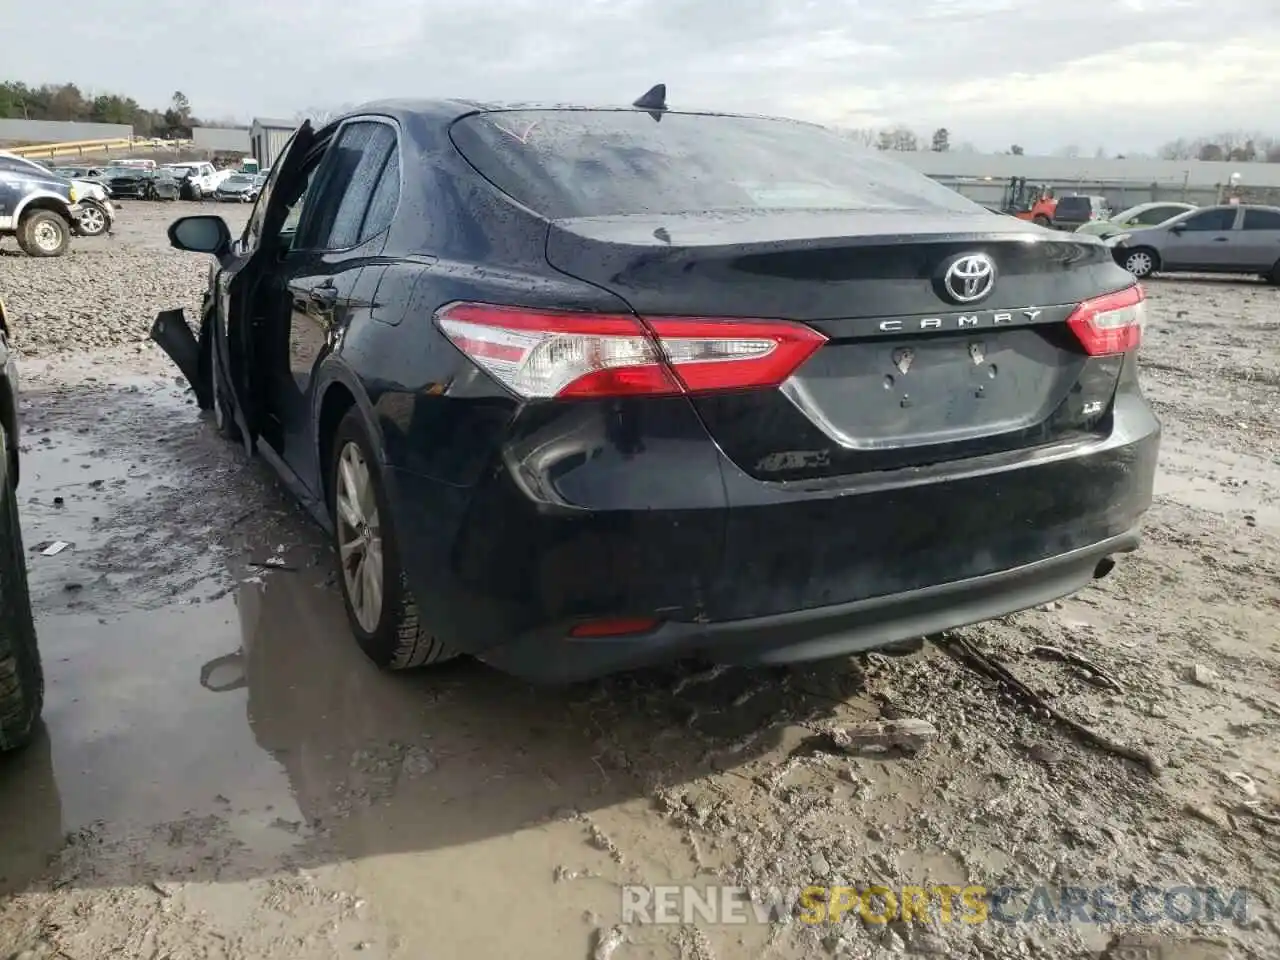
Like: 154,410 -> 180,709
1158,138 -> 1194,160
294,103 -> 357,125
880,126 -> 918,151
1197,142 -> 1225,162
840,127 -> 878,148
1009,144 -> 1024,156
930,127 -> 950,152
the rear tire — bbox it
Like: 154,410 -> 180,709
0,425 -> 43,752
1122,247 -> 1158,278
1269,259 -> 1280,286
16,210 -> 70,258
329,410 -> 456,671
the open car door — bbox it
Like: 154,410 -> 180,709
218,120 -> 317,453
151,120 -> 317,454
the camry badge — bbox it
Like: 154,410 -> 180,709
943,253 -> 997,304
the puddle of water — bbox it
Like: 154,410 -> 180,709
22,601 -> 302,838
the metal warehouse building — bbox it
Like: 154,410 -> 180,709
249,118 -> 298,169
193,126 -> 251,155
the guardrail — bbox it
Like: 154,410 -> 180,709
8,138 -> 134,160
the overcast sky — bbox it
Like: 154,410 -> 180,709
9,0 -> 1280,154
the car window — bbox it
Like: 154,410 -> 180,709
294,121 -> 395,251
242,129 -> 306,250
450,109 -> 981,219
1133,206 -> 1180,226
1180,208 -> 1235,231
0,155 -> 53,178
359,146 -> 400,243
280,165 -> 320,239
1241,208 -> 1280,231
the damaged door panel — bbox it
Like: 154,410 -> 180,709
150,309 -> 211,409
151,121 -> 319,454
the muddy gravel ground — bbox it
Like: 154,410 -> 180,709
0,202 -> 1277,959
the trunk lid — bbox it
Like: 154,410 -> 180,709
545,209 -> 1130,479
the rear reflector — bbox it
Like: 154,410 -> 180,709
436,302 -> 826,399
1066,284 -> 1146,355
568,617 -> 661,638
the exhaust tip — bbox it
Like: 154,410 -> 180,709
1093,556 -> 1116,580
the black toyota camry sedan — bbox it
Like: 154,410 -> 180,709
152,91 -> 1160,683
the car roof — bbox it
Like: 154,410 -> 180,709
332,98 -> 827,132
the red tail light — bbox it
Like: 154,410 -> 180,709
435,302 -> 826,400
1066,284 -> 1146,356
568,616 -> 661,638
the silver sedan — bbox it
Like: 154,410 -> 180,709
1113,203 -> 1280,282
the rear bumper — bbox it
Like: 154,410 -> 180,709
385,387 -> 1160,683
478,530 -> 1138,682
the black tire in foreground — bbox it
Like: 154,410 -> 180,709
0,424 -> 43,752
16,210 -> 70,258
329,409 -> 456,671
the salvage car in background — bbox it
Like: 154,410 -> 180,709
164,162 -> 229,200
213,172 -> 265,203
1076,201 -> 1196,239
104,166 -> 180,202
153,93 -> 1159,683
1052,195 -> 1111,231
1111,203 -> 1280,281
0,296 -> 44,751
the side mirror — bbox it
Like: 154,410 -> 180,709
168,215 -> 231,255
1169,222 -> 1186,234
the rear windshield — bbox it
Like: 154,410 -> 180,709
450,110 -> 981,219
1055,197 -> 1092,217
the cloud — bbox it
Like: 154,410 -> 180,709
5,0 -> 1279,153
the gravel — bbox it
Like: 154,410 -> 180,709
1,200 -> 249,357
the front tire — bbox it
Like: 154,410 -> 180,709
1033,214 -> 1051,226
76,200 -> 109,237
17,210 -> 70,257
0,425 -> 43,752
1122,247 -> 1158,278
329,410 -> 456,671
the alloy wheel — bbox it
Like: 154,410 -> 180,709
79,206 -> 106,235
335,442 -> 383,633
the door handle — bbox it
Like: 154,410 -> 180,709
1213,236 -> 1229,242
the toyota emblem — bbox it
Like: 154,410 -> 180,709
942,253 -> 997,304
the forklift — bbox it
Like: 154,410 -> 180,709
1000,177 -> 1057,225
